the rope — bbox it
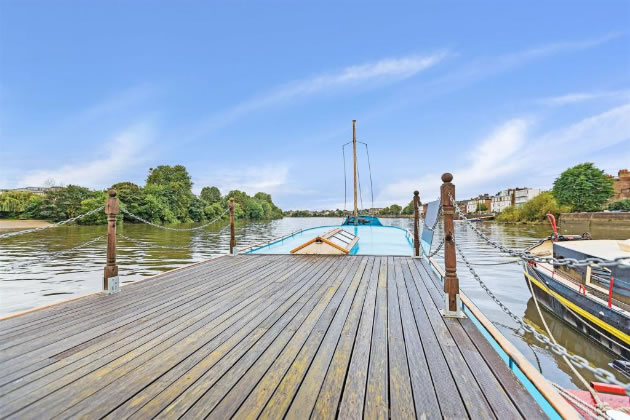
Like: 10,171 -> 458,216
0,206 -> 105,240
356,152 -> 364,212
453,239 -> 630,394
526,268 -> 610,416
359,142 -> 375,210
121,208 -> 228,231
342,144 -> 347,212
552,384 -> 610,419
0,236 -> 105,272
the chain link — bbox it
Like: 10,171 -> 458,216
117,233 -> 199,250
0,236 -> 105,272
448,193 -> 630,268
120,208 -> 228,232
0,206 -> 105,240
454,239 -> 630,394
427,237 -> 445,258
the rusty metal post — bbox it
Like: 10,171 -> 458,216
104,190 -> 120,293
440,173 -> 464,318
229,198 -> 236,255
413,190 -> 420,257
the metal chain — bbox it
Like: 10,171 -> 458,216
448,193 -> 630,268
427,237 -> 445,258
120,208 -> 228,232
429,204 -> 443,231
454,239 -> 630,394
0,206 -> 105,240
0,235 -> 105,272
117,233 -> 197,250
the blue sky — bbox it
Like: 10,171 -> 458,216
1,1 -> 629,210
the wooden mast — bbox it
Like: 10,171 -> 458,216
352,120 -> 358,222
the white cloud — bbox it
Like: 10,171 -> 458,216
188,51 -> 449,136
378,103 -> 630,204
193,163 -> 293,196
539,89 -> 630,105
19,123 -> 153,188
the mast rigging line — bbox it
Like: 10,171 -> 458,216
358,141 -> 375,211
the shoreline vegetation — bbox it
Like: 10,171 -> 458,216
0,165 -> 283,226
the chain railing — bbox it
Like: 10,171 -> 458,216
427,237 -> 444,258
454,239 -> 630,395
0,206 -> 105,240
449,193 -> 630,268
0,235 -> 105,272
120,207 -> 228,232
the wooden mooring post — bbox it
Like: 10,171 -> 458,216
413,190 -> 420,257
440,173 -> 464,317
103,190 -> 120,294
229,198 -> 236,255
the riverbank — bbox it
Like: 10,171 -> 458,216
559,212 -> 630,237
0,219 -> 52,230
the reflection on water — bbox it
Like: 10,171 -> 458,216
0,216 -> 626,391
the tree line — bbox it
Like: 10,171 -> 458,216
497,162 -> 628,223
0,165 -> 283,225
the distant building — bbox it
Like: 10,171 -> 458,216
514,188 -> 541,207
0,186 -> 61,196
611,169 -> 630,202
466,194 -> 491,214
491,189 -> 514,213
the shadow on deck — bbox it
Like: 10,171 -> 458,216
0,255 -> 545,419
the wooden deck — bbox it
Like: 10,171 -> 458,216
0,255 -> 546,419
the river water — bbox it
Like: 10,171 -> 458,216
0,217 -> 627,393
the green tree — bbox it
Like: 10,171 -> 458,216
111,182 -> 144,222
402,200 -> 414,215
200,186 -> 222,204
609,199 -> 630,211
389,204 -> 402,215
552,163 -> 614,212
476,203 -> 488,212
146,165 -> 193,191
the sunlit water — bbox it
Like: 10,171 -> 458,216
0,216 -> 627,392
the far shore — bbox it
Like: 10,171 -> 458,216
0,219 -> 52,230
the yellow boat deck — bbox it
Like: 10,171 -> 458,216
0,254 -> 545,419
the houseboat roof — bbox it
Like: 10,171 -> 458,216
556,239 -> 630,261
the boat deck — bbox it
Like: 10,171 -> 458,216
0,255 -> 545,419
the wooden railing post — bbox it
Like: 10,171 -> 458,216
229,198 -> 236,255
440,173 -> 464,318
413,190 -> 420,257
104,190 -> 120,294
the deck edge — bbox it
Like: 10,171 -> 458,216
428,256 -> 580,420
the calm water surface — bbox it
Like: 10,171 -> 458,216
0,217 -> 627,392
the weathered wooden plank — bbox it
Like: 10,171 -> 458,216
396,258 -> 442,418
264,257 -> 370,419
0,255 -> 271,349
2,257 -> 304,418
364,256 -> 389,419
0,255 -> 238,332
0,255 -> 284,384
408,258 -> 496,419
153,256 -> 347,419
336,257 -> 381,419
401,258 -> 469,418
0,256 -> 318,404
418,258 -> 542,418
309,258 -> 375,420
183,256 -> 362,419
386,256 -> 416,419
104,256 -> 337,418
224,256 -> 364,420
58,258 -> 340,419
